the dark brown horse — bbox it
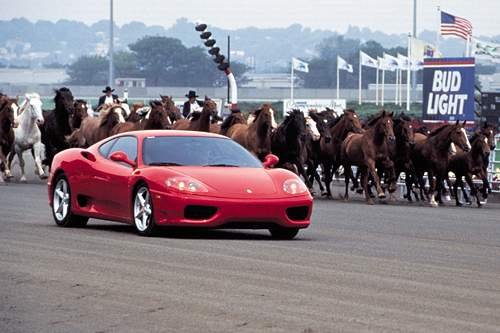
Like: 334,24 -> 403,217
173,98 -> 219,133
306,110 -> 333,193
321,109 -> 363,198
40,87 -> 75,168
391,113 -> 416,201
340,110 -> 396,204
271,109 -> 309,184
0,95 -> 15,183
448,132 -> 490,207
70,99 -> 90,130
227,104 -> 273,160
112,101 -> 170,134
412,121 -> 471,207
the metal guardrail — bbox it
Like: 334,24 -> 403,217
488,134 -> 500,193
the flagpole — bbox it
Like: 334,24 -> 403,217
465,36 -> 471,57
381,68 -> 385,107
406,33 -> 411,111
395,68 -> 399,105
290,59 -> 294,104
336,56 -> 340,100
436,6 -> 441,54
375,66 -> 379,106
358,52 -> 362,105
399,69 -> 403,106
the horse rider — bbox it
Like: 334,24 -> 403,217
97,86 -> 119,109
182,90 -> 204,118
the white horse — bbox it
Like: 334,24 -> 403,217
6,93 -> 46,182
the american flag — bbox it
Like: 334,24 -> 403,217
440,11 -> 472,40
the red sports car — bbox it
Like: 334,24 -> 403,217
48,130 -> 313,239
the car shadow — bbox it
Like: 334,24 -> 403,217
84,223 -> 310,241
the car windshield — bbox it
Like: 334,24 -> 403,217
142,136 -> 263,168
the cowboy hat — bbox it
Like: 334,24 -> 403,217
102,86 -> 115,93
185,90 -> 199,98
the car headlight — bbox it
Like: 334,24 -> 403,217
166,177 -> 208,193
283,178 -> 308,195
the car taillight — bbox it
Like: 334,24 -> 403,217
283,178 -> 307,195
166,177 -> 208,193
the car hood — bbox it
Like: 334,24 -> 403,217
170,167 -> 278,197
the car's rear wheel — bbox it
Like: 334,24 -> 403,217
52,174 -> 88,227
269,227 -> 300,240
133,185 -> 157,236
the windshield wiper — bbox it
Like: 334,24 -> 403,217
148,162 -> 184,166
204,163 -> 240,167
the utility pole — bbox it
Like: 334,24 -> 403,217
412,0 -> 417,103
108,0 -> 114,87
227,35 -> 230,104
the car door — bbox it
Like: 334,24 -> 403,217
91,136 -> 138,221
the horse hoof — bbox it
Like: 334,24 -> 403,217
456,202 -> 463,207
356,189 -> 364,194
430,201 -> 438,208
378,193 -> 386,199
465,201 -> 472,206
366,199 -> 374,205
39,174 -> 48,180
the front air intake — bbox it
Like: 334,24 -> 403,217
184,205 -> 217,220
286,206 -> 309,221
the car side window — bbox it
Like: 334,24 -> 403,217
107,136 -> 138,162
98,138 -> 117,157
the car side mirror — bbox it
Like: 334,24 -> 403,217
262,154 -> 279,168
109,151 -> 135,167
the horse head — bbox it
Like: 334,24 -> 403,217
342,109 -> 363,134
100,104 -> 125,129
71,99 -> 89,129
147,100 -> 170,129
54,87 -> 75,115
394,113 -> 415,146
481,121 -> 496,150
305,112 -> 321,142
309,110 -> 332,144
0,97 -> 15,132
368,110 -> 395,143
23,93 -> 44,126
470,132 -> 491,158
449,120 -> 471,153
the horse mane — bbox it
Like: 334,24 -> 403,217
74,99 -> 87,105
99,104 -> 121,128
428,123 -> 452,137
190,112 -> 202,121
367,111 -> 386,127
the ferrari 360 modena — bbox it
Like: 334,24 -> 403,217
48,130 -> 313,239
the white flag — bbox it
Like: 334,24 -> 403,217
378,56 -> 396,72
292,57 -> 309,73
472,38 -> 500,62
383,53 -> 400,70
337,56 -> 353,73
360,51 -> 378,69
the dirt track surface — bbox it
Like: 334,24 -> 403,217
1,181 -> 499,332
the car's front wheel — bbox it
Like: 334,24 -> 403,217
52,174 -> 88,227
133,185 -> 157,236
269,227 -> 300,240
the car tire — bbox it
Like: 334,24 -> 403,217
269,227 -> 300,240
52,174 -> 88,227
133,184 -> 157,236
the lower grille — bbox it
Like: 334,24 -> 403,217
286,206 -> 309,221
184,205 -> 217,220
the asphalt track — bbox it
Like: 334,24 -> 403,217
1,163 -> 499,332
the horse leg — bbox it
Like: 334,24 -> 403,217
6,147 -> 15,179
322,161 -> 333,198
428,172 -> 438,207
0,150 -> 5,184
454,178 -> 462,207
295,161 -> 310,189
460,178 -> 471,205
367,159 -> 385,199
362,168 -> 373,205
342,164 -> 351,201
465,174 -> 481,207
17,149 -> 26,182
33,142 -> 46,179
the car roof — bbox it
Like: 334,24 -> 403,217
108,130 -> 228,141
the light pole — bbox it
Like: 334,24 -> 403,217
412,0 -> 417,103
108,0 -> 114,87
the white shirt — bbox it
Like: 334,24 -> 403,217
190,101 -> 202,113
104,95 -> 114,105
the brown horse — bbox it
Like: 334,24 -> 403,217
320,109 -> 363,198
160,95 -> 183,124
112,101 -> 170,134
412,121 -> 471,207
448,132 -> 490,207
70,99 -> 90,131
220,110 -> 247,136
340,110 -> 396,204
173,98 -> 219,133
68,104 -> 126,147
0,95 -> 16,183
227,104 -> 273,160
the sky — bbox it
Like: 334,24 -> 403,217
2,0 -> 499,36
